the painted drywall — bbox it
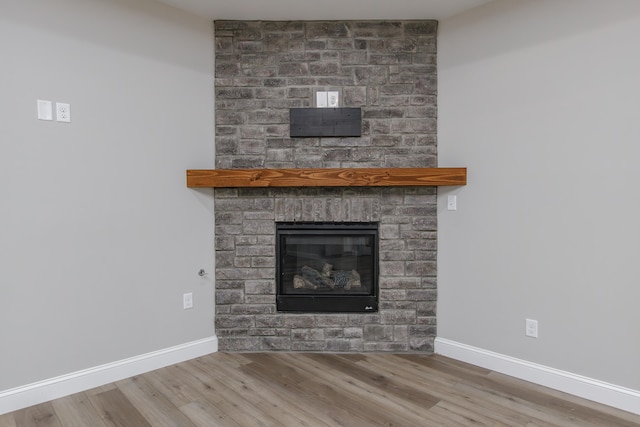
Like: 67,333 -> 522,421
0,0 -> 215,391
438,0 -> 640,390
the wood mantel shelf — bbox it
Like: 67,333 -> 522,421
186,167 -> 466,188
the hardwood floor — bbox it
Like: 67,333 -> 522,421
2,353 -> 639,426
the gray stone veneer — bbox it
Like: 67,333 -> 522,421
214,20 -> 438,352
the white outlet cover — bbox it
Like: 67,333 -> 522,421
525,318 -> 538,338
328,91 -> 339,107
183,292 -> 193,309
56,102 -> 71,123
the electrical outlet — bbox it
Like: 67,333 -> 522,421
183,293 -> 193,310
56,102 -> 71,123
328,91 -> 339,107
525,318 -> 538,338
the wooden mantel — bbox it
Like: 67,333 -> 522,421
186,167 -> 466,188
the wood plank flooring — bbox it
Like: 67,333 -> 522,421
2,353 -> 639,426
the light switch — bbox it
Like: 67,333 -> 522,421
316,91 -> 328,108
447,195 -> 457,211
37,100 -> 53,121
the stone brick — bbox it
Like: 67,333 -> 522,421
216,268 -> 258,280
379,261 -> 405,277
417,301 -> 437,317
216,88 -> 254,99
245,295 -> 275,304
287,87 -> 312,98
344,327 -> 363,338
407,289 -> 437,301
216,315 -> 254,329
379,224 -> 400,240
364,324 -> 393,341
215,252 -> 235,267
230,304 -> 275,314
243,220 -> 274,235
380,277 -> 421,289
247,110 -> 288,124
215,36 -> 233,52
409,337 -> 434,352
404,21 -> 438,36
216,289 -> 244,305
255,88 -> 286,99
292,328 -> 325,341
292,341 -> 326,351
341,51 -> 367,65
215,236 -> 235,251
326,338 -> 363,352
354,66 -> 388,85
406,261 -> 437,277
379,289 -> 407,301
255,315 -> 283,328
215,111 -> 244,125
283,315 -> 315,328
364,342 -> 409,352
219,337 -> 261,351
315,315 -> 349,327
325,328 -> 344,338
369,54 -> 411,65
380,310 -> 416,325
251,257 -> 274,268
216,63 -> 242,78
414,251 -> 437,261
306,22 -> 351,39
248,328 -> 276,336
236,41 -> 263,53
235,245 -> 273,256
380,251 -> 414,261
215,280 -> 245,290
309,62 -> 340,76
278,63 -> 309,76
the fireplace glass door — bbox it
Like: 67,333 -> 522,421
276,223 -> 378,312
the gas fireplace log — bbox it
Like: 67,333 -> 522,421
293,275 -> 318,290
301,265 -> 335,288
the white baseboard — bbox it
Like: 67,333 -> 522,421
0,336 -> 218,415
435,337 -> 640,416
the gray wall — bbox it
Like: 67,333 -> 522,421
438,0 -> 640,390
0,0 -> 215,391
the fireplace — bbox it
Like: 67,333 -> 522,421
276,222 -> 379,313
213,19 -> 439,352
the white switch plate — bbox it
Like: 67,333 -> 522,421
37,100 -> 53,120
316,91 -> 328,108
447,195 -> 457,211
525,318 -> 538,338
56,102 -> 71,123
183,293 -> 193,310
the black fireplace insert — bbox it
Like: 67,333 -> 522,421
276,222 -> 378,312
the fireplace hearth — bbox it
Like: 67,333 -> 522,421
276,222 -> 378,313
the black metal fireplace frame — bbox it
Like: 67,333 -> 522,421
276,222 -> 379,313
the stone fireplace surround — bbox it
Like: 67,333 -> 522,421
214,20 -> 438,352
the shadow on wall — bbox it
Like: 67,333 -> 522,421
0,0 -> 212,72
440,0 -> 640,68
